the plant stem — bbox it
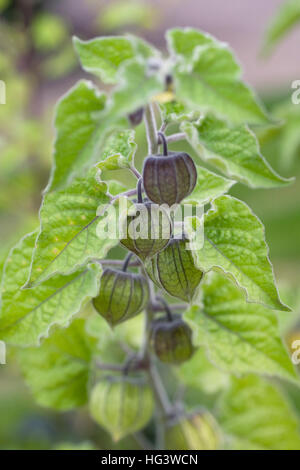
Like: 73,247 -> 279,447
95,361 -> 125,372
144,103 -> 158,154
148,359 -> 173,417
96,259 -> 141,268
130,166 -> 142,179
158,132 -> 186,145
111,188 -> 137,201
156,296 -> 173,321
137,178 -> 143,203
122,252 -> 134,272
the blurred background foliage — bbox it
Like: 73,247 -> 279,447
1,0 -> 300,450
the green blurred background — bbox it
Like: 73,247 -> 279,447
1,0 -> 300,449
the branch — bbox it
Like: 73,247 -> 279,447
158,132 -> 186,145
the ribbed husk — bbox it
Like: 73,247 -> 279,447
165,410 -> 221,450
145,238 -> 203,302
150,315 -> 195,364
92,268 -> 149,326
120,202 -> 172,261
89,376 -> 154,441
143,151 -> 197,206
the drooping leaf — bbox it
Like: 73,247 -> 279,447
187,195 -> 290,311
48,80 -> 108,192
185,273 -> 297,381
263,0 -> 300,54
218,375 -> 300,450
182,116 -> 292,188
97,129 -> 137,171
25,169 -> 118,287
167,28 -> 269,125
16,319 -> 95,410
0,232 -> 101,347
184,166 -> 235,205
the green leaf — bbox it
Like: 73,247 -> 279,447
188,195 -> 290,311
218,375 -> 300,449
184,166 -> 235,205
185,273 -> 297,381
0,232 -> 101,346
263,0 -> 300,54
160,100 -> 199,124
177,348 -> 228,395
97,129 -> 137,171
16,318 -> 95,410
73,35 -> 159,84
73,36 -> 136,84
168,28 -> 269,125
48,80 -> 108,192
183,116 -> 292,188
109,58 -> 164,117
25,169 -> 118,287
167,27 -> 215,61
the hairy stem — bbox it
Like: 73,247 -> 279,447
130,165 -> 142,179
144,103 -> 158,154
162,132 -> 186,144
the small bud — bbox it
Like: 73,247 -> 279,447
89,376 -> 154,441
165,410 -> 221,450
145,237 -> 203,302
150,314 -> 195,364
120,202 -> 172,261
92,268 -> 149,327
128,107 -> 144,127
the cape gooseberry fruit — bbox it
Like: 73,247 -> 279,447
89,377 -> 154,442
150,314 -> 195,364
120,202 -> 172,261
92,268 -> 149,327
145,237 -> 203,302
165,410 -> 221,450
142,134 -> 197,206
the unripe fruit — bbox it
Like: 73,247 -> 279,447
145,237 -> 203,302
150,314 -> 195,364
120,202 -> 172,261
89,377 -> 154,441
143,136 -> 197,206
165,410 -> 221,450
92,268 -> 149,327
